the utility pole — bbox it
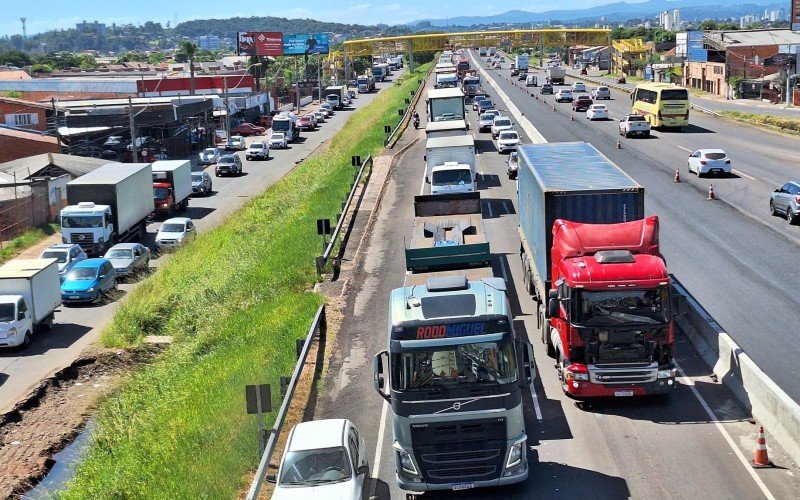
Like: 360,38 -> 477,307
128,98 -> 138,164
50,98 -> 62,154
318,54 -> 322,102
223,76 -> 230,138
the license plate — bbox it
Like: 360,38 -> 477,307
70,295 -> 80,300
615,390 -> 634,397
452,483 -> 474,491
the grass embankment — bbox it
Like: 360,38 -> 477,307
61,63 -> 431,498
720,111 -> 800,136
0,223 -> 58,264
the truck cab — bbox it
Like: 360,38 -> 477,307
272,112 -> 299,143
430,162 -> 476,195
60,202 -> 114,255
0,295 -> 32,347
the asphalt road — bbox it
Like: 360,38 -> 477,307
484,55 -> 800,404
0,75 -> 399,414
315,61 -> 800,499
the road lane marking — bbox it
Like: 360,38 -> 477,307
675,361 -> 777,500
732,168 -> 755,180
677,146 -> 693,153
369,400 -> 389,499
419,169 -> 426,196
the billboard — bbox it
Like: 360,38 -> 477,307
283,33 -> 330,55
687,31 -> 707,63
793,0 -> 800,31
238,32 -> 284,56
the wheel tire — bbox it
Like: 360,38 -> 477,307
23,331 -> 31,348
557,351 -> 569,395
770,200 -> 777,216
787,208 -> 797,225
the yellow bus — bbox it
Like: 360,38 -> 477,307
631,82 -> 690,129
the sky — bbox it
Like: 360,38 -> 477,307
0,0 -> 646,37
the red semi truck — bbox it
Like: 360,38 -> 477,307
517,142 -> 687,398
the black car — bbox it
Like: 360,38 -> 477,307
517,72 -> 527,81
541,84 -> 554,95
215,155 -> 243,177
477,100 -> 496,114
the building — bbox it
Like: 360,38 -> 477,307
76,20 -> 106,36
611,38 -> 650,76
0,97 -> 51,132
0,127 -> 59,163
198,35 -> 221,51
740,15 -> 757,29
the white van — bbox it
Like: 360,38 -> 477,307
525,74 -> 538,87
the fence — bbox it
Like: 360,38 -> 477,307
0,181 -> 50,245
246,303 -> 327,500
315,155 -> 373,275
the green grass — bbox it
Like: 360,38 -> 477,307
720,111 -> 800,136
61,62 -> 431,499
0,223 -> 58,264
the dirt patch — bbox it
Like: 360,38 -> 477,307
0,346 -> 160,498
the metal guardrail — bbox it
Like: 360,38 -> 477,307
384,64 -> 436,147
315,155 -> 373,274
246,303 -> 327,500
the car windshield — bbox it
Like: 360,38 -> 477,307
67,268 -> 98,280
249,143 -> 264,149
628,115 -> 646,122
494,120 -> 511,127
573,286 -> 671,326
153,187 -> 170,200
41,251 -> 68,263
592,105 -> 607,110
279,447 -> 352,485
704,152 -> 727,160
0,303 -> 15,322
106,249 -> 133,259
599,87 -> 608,91
61,216 -> 103,228
202,148 -> 216,155
219,156 -> 236,164
191,173 -> 204,182
480,101 -> 494,107
432,169 -> 472,186
499,132 -> 518,140
160,223 -> 185,233
391,341 -> 518,390
480,114 -> 494,121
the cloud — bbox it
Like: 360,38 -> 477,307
347,3 -> 372,12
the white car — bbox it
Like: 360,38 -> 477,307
496,130 -> 521,153
225,136 -> 246,151
269,132 -> 288,149
555,89 -> 573,103
507,151 -> 519,179
155,217 -> 197,250
198,147 -> 221,165
571,82 -> 587,92
245,141 -> 270,161
490,116 -> 513,138
270,419 -> 367,500
586,104 -> 609,121
40,244 -> 87,282
687,149 -> 731,177
313,110 -> 326,123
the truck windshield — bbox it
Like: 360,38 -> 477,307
574,286 -> 670,326
279,447 -> 352,486
153,187 -> 170,201
62,215 -> 103,228
0,303 -> 15,322
432,169 -> 472,186
272,120 -> 290,131
391,341 -> 518,390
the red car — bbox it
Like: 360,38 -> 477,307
297,115 -> 315,131
230,123 -> 265,136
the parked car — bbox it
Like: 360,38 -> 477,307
269,419 -> 368,500
555,89 -> 573,103
245,141 -> 270,161
586,104 -> 610,121
39,244 -> 87,283
313,110 -> 326,123
490,116 -> 513,139
687,149 -> 731,177
770,180 -> 800,224
155,217 -> 197,250
191,170 -> 213,196
541,83 -> 554,94
225,136 -> 246,151
103,243 -> 150,279
477,99 -> 496,114
215,154 -> 243,177
507,151 -> 519,179
230,123 -> 266,136
60,258 -> 117,304
590,86 -> 611,100
571,81 -> 587,92
102,136 -> 126,151
269,132 -> 288,149
496,130 -> 521,153
198,147 -> 221,165
572,95 -> 593,111
478,111 -> 500,132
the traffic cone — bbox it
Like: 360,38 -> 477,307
570,113 -> 574,121
674,169 -> 681,183
616,139 -> 622,149
753,426 -> 773,468
553,105 -> 556,112
707,184 -> 716,200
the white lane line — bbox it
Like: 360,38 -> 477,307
502,201 -> 510,214
487,201 -> 494,218
677,145 -> 693,153
675,361 -> 776,500
419,170 -> 427,196
732,168 -> 756,180
369,400 -> 390,498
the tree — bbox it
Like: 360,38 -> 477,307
178,40 -> 198,95
31,64 -> 53,74
75,53 -> 98,69
148,52 -> 166,64
0,50 -> 32,68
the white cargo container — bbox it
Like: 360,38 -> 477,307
425,120 -> 468,139
0,259 -> 61,348
424,135 -> 476,185
152,160 -> 192,216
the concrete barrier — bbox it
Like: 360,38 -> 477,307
300,96 -> 313,107
673,280 -> 800,466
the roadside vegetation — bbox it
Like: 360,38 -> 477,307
0,223 -> 58,264
720,111 -> 800,136
61,62 -> 430,498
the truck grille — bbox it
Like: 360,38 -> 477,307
590,364 -> 657,385
69,233 -> 93,244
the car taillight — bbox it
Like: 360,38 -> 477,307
700,161 -> 707,165
658,110 -> 662,119
795,195 -> 800,205
725,160 -> 730,164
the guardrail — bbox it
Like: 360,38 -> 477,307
315,155 -> 373,274
246,303 -> 327,500
384,64 -> 435,148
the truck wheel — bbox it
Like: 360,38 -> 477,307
23,331 -> 31,348
557,351 -> 569,395
42,316 -> 53,331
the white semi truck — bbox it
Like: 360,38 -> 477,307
0,259 -> 61,348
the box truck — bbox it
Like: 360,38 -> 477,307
424,135 -> 476,195
0,259 -> 61,348
152,160 -> 192,216
426,88 -> 465,122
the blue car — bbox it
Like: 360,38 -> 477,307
60,258 -> 117,304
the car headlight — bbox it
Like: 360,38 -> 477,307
397,448 -> 418,476
658,368 -> 676,379
8,327 -> 17,338
87,287 -> 95,293
506,437 -> 526,468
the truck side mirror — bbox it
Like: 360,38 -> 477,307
547,298 -> 560,319
266,474 -> 277,484
373,351 -> 390,403
18,311 -> 25,321
521,341 -> 535,384
357,465 -> 369,476
672,293 -> 689,316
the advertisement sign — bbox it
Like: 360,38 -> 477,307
687,31 -> 707,63
282,33 -> 330,55
237,31 -> 284,56
793,0 -> 800,31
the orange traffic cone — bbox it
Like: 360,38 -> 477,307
707,184 -> 716,200
753,426 -> 773,468
616,139 -> 622,149
674,169 -> 681,183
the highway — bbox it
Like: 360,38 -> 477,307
316,60 -> 800,499
0,77 -> 398,414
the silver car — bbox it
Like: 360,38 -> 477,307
104,243 -> 150,279
770,180 -> 800,224
591,86 -> 611,100
40,244 -> 87,283
198,147 -> 221,165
